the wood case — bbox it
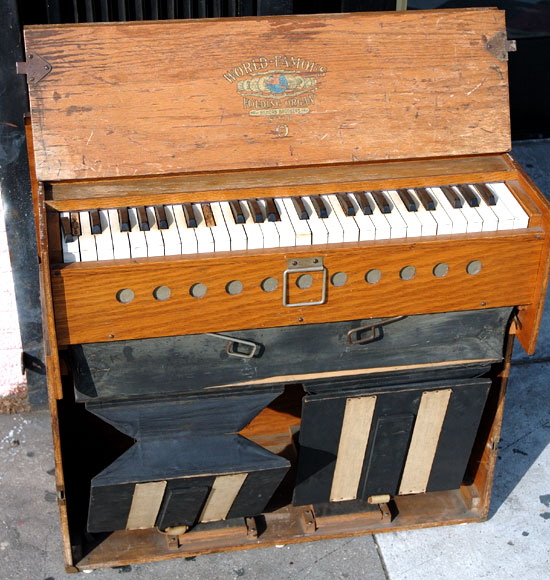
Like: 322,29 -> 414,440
20,8 -> 550,573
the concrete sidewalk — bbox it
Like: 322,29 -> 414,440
1,140 -> 549,579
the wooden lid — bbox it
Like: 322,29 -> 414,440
24,8 -> 511,182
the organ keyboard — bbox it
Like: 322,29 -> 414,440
20,8 -> 550,572
57,182 -> 529,262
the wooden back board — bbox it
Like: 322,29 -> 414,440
23,8 -> 511,182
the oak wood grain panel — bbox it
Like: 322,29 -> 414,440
45,166 -> 518,212
25,9 -> 510,181
50,231 -> 544,345
47,155 -> 514,204
510,161 -> 550,354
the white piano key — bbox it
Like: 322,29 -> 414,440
171,204 -> 198,254
273,198 -> 300,247
410,189 -> 449,235
208,202 -> 232,252
257,200 -> 280,248
219,201 -> 247,251
192,204 -> 216,253
363,192 -> 392,240
300,197 -> 329,245
107,209 -> 131,260
347,195 -> 376,241
463,185 -> 498,232
324,194 -> 359,242
386,190 -> 422,238
281,197 -> 312,246
94,210 -> 115,261
472,185 -> 515,231
407,189 -> 440,236
317,195 -> 346,243
127,207 -> 148,258
428,187 -> 467,234
159,205 -> 182,256
487,182 -> 530,229
144,207 -> 165,257
60,212 -> 81,263
239,200 -> 264,249
78,211 -> 98,262
380,191 -> 407,239
450,186 -> 483,233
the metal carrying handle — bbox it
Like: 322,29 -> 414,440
206,333 -> 261,359
346,316 -> 406,345
282,257 -> 327,308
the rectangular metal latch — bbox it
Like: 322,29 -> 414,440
16,53 -> 52,84
346,316 -> 406,345
206,333 -> 261,359
283,257 -> 327,308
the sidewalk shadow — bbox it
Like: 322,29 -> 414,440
487,359 -> 550,517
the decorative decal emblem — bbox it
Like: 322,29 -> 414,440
223,56 -> 327,118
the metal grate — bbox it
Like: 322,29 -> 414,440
35,0 -> 294,22
19,0 -> 396,25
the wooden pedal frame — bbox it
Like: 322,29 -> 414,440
45,328 -> 514,572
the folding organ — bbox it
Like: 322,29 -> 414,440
20,8 -> 550,572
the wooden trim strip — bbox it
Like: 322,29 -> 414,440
399,389 -> 452,495
330,396 -> 377,502
126,481 -> 167,530
199,473 -> 248,523
205,359 -> 499,389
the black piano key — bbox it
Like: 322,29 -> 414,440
353,191 -> 373,215
89,209 -> 102,235
263,198 -> 280,222
60,216 -> 74,242
136,206 -> 150,231
371,191 -> 391,214
416,187 -> 436,211
440,186 -> 463,209
69,212 -> 81,236
292,197 -> 309,220
182,203 -> 197,228
397,188 -> 417,212
117,208 -> 130,232
154,205 -> 169,229
310,195 -> 329,218
473,183 -> 497,206
247,199 -> 264,223
456,184 -> 479,208
337,193 -> 356,216
229,200 -> 245,224
201,203 -> 216,228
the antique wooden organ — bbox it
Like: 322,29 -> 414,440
20,8 -> 550,572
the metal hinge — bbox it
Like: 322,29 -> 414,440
485,31 -> 517,62
16,53 -> 52,84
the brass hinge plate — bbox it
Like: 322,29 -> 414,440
16,53 -> 52,84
